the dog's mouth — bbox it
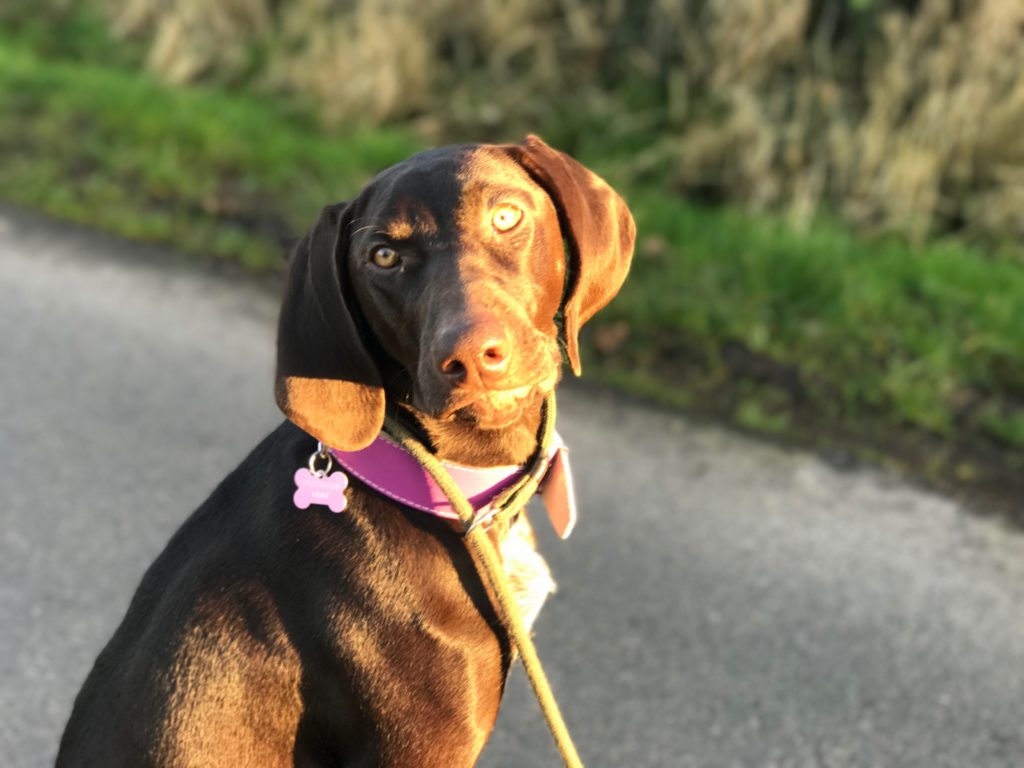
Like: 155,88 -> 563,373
452,381 -> 547,428
415,370 -> 559,429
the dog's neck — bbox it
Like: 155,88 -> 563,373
395,393 -> 545,467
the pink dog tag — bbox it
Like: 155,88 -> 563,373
293,468 -> 349,513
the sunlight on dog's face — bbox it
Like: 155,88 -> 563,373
347,146 -> 566,429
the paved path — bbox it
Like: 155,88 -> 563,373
2,205 -> 1023,767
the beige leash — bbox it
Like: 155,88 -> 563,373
384,393 -> 583,768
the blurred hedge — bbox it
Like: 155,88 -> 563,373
45,0 -> 1018,246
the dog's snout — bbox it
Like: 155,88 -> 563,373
437,322 -> 512,387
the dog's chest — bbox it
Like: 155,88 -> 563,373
500,515 -> 556,631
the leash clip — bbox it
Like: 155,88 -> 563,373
464,507 -> 499,536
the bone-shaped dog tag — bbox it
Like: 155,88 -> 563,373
293,468 -> 349,513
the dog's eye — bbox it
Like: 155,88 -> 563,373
491,204 -> 523,233
370,245 -> 400,269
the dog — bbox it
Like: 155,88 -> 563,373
57,135 -> 634,767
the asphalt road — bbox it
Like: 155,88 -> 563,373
2,204 -> 1023,767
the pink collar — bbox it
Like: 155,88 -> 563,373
329,432 -> 577,538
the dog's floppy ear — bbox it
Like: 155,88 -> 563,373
275,202 -> 385,450
508,134 -> 635,375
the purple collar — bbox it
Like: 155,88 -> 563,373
329,432 -> 576,538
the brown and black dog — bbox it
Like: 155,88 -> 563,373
57,135 -> 634,767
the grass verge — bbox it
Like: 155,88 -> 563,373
587,192 -> 1024,512
1,36 -> 1022,515
0,41 -> 422,269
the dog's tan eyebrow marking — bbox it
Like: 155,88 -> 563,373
385,199 -> 439,239
386,220 -> 416,240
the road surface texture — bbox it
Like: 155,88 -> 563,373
2,204 -> 1023,767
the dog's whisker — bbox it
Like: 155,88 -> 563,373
349,223 -> 380,237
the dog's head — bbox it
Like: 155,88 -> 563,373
275,135 -> 635,450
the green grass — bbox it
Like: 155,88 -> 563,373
1,32 -> 1022,503
0,40 -> 422,269
594,192 -> 1024,448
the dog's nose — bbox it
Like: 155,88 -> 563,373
437,323 -> 512,386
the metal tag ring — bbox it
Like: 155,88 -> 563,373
308,442 -> 334,477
